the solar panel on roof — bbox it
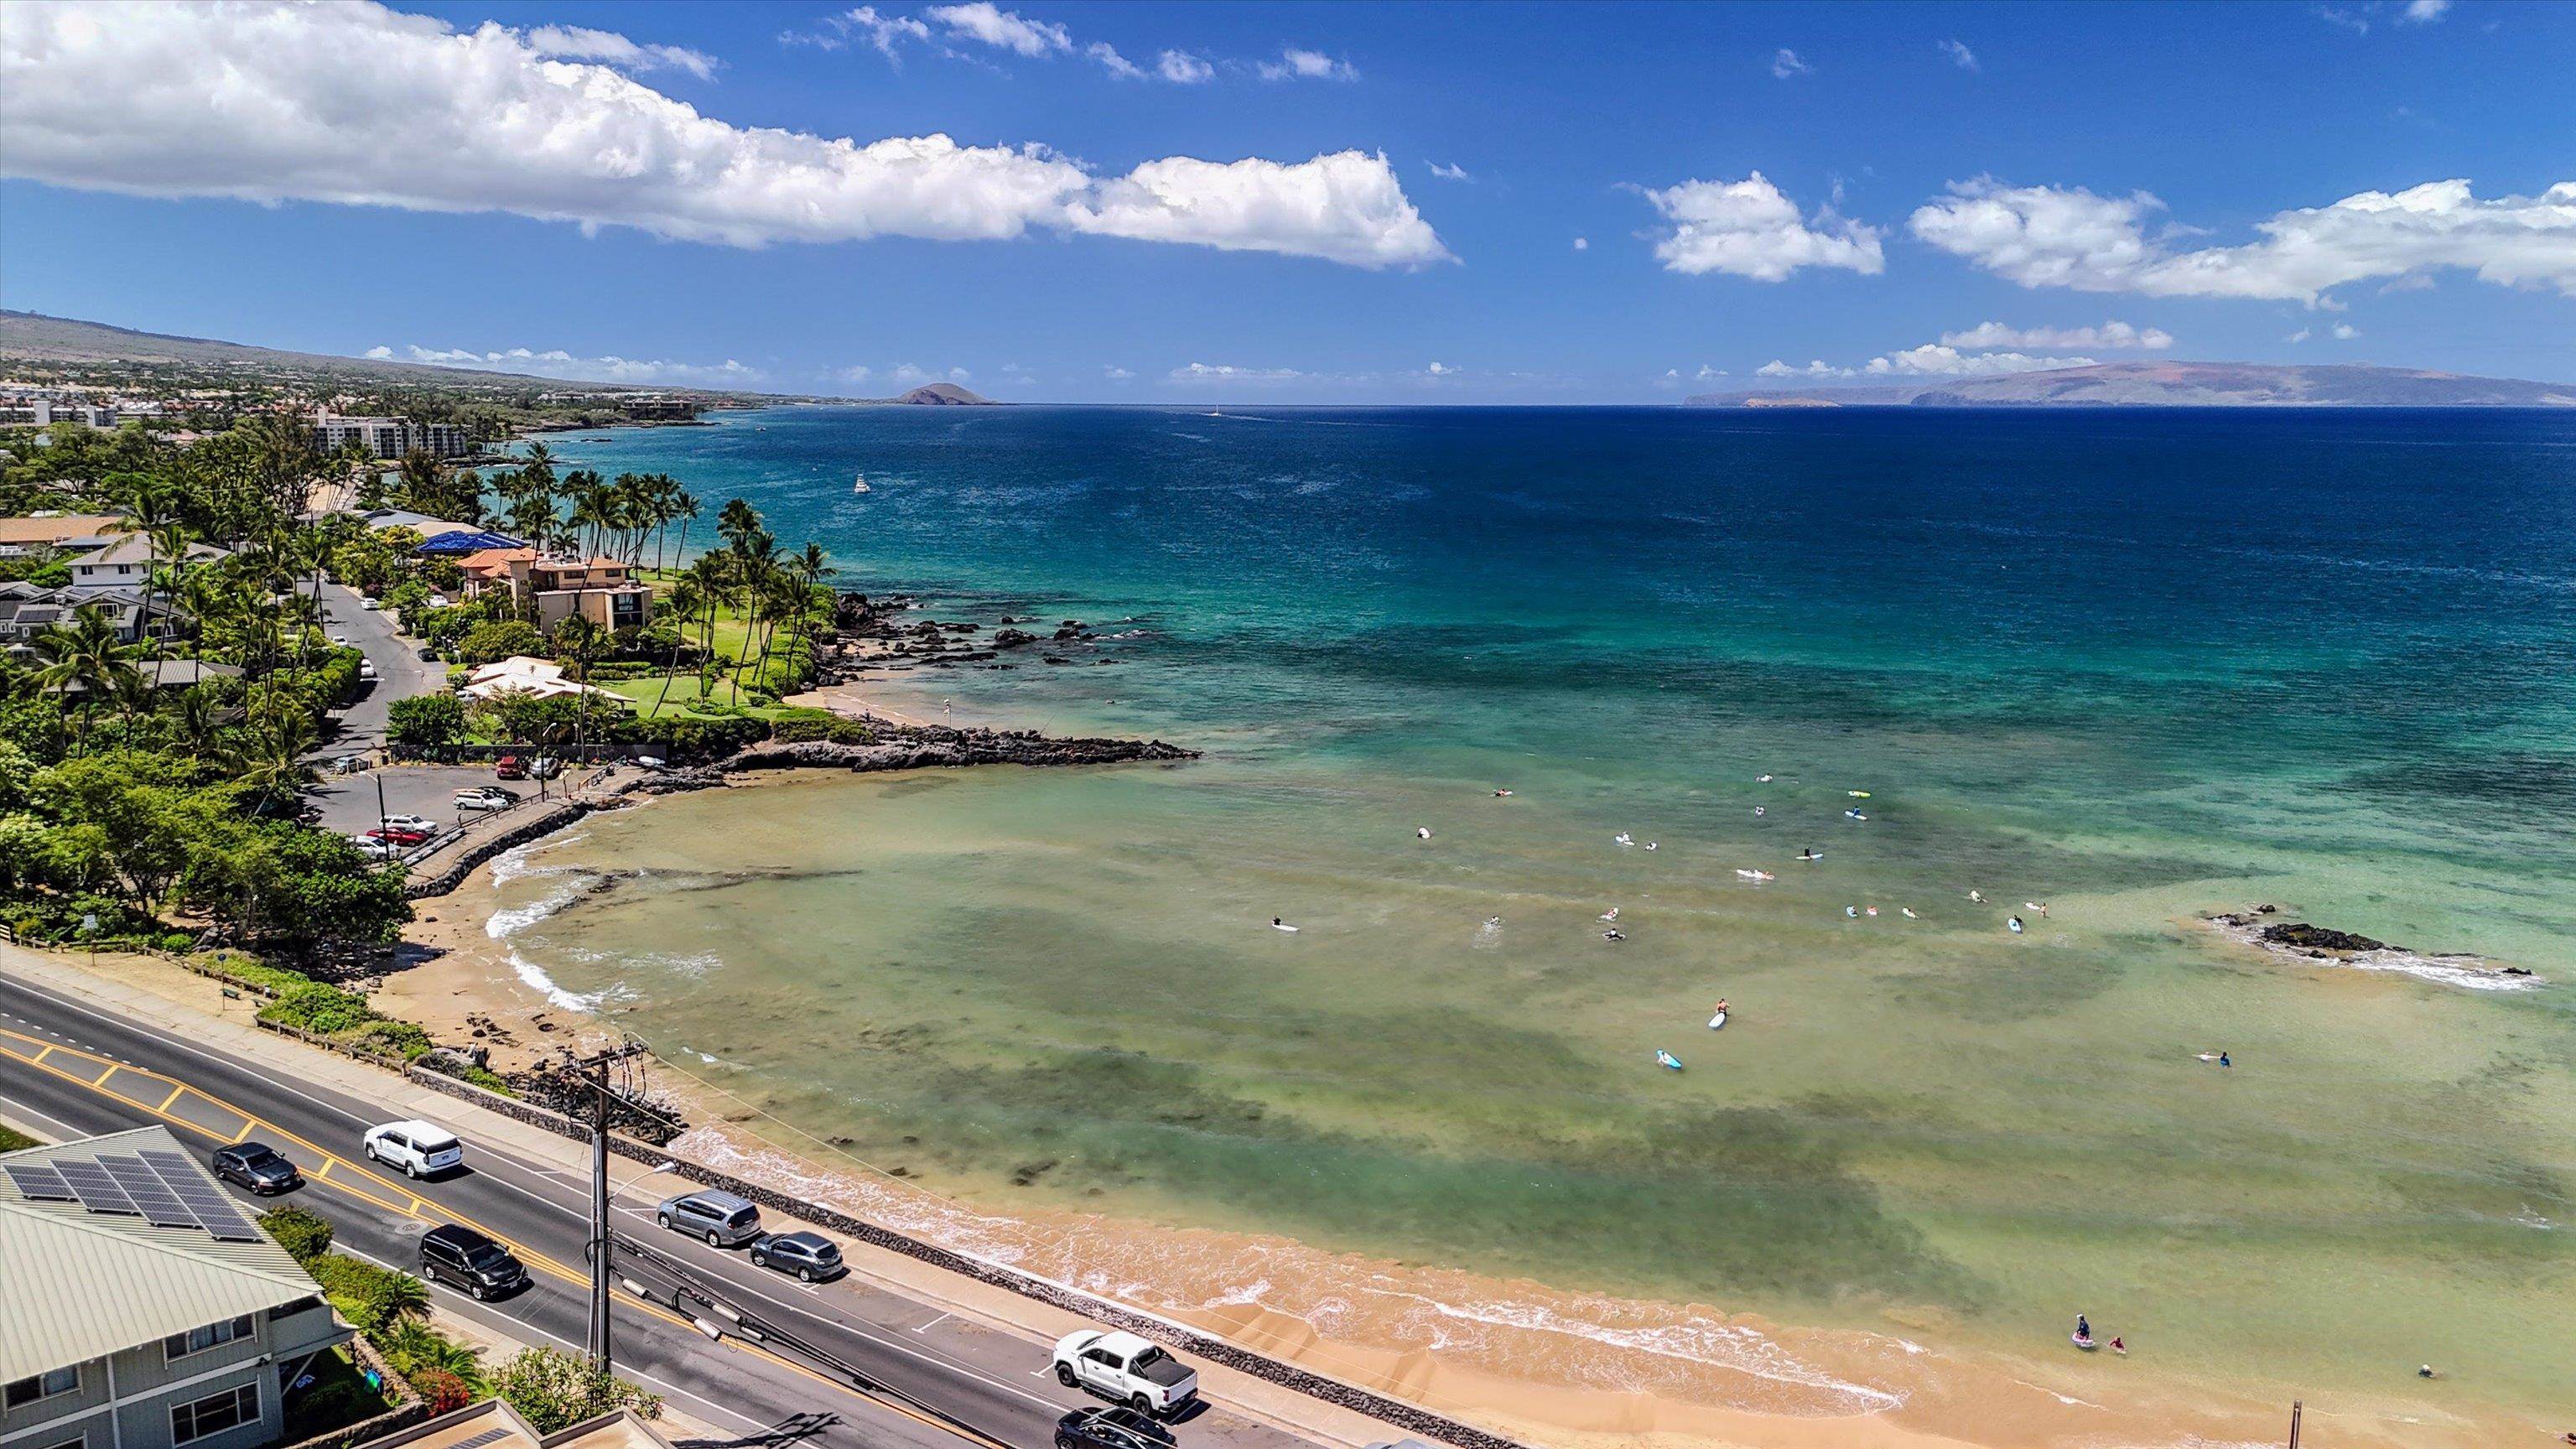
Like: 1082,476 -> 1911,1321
4,1163 -> 76,1201
56,1159 -> 140,1215
100,1155 -> 200,1228
141,1151 -> 262,1241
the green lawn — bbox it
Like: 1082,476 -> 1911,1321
597,674 -> 800,722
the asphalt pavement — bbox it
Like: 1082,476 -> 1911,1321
0,969 -> 1328,1449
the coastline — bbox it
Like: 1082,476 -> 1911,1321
44,904 -> 2539,1449
337,662 -> 2543,1449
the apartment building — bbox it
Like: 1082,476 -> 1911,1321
309,416 -> 471,461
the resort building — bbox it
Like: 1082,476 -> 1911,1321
309,415 -> 471,460
455,548 -> 651,632
0,1125 -> 352,1449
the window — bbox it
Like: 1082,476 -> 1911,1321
4,1366 -> 80,1409
163,1316 -> 254,1360
170,1384 -> 258,1446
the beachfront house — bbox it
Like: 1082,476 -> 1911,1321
457,655 -> 618,703
454,548 -> 652,633
0,1126 -> 353,1449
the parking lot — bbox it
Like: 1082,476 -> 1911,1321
304,761 -> 574,846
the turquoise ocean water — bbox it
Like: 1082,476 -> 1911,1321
491,406 -> 2576,1420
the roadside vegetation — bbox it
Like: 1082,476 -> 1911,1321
258,1203 -> 659,1425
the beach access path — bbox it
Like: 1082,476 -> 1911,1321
0,946 -> 1420,1449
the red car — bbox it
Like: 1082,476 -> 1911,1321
495,755 -> 526,780
365,826 -> 433,847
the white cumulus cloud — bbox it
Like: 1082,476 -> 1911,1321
375,344 -> 763,386
1909,176 -> 2576,304
1938,320 -> 2173,351
1156,49 -> 1213,83
1939,39 -> 1978,70
1085,42 -> 1145,79
926,3 -> 1067,57
1771,48 -> 1812,79
1755,359 -> 1853,378
782,7 -> 931,58
1864,345 -> 2096,377
1065,150 -> 1452,267
1639,173 -> 1885,280
527,24 -> 718,80
2402,0 -> 2451,21
1258,47 -> 1357,81
1171,362 -> 1304,382
2332,322 -> 2360,339
0,1 -> 1448,268
1104,366 -> 1134,381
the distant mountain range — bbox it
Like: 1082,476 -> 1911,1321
1685,361 -> 2576,408
0,311 -> 985,405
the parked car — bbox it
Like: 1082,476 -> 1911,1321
633,755 -> 667,771
418,1223 -> 527,1301
527,756 -> 564,780
363,1120 -> 465,1178
364,826 -> 432,847
454,787 -> 518,811
358,597 -> 380,611
330,633 -> 350,646
656,1188 -> 764,1247
426,594 -> 449,608
746,1230 -> 844,1282
350,836 -> 402,861
381,813 -> 439,834
358,660 -> 377,680
1052,1331 -> 1199,1416
496,755 -> 527,780
327,754 -> 370,775
1054,1408 -> 1176,1449
210,1141 -> 302,1195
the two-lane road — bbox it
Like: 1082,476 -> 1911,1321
0,969 -> 1329,1449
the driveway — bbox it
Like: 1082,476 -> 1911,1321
313,579 -> 443,757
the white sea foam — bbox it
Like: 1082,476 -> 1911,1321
1350,1285 -> 1905,1415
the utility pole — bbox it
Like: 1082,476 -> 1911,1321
558,1040 -> 679,1387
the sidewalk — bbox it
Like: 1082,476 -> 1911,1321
0,944 -> 1415,1449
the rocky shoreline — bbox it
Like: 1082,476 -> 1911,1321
819,590 -> 1134,674
640,722 -> 1197,793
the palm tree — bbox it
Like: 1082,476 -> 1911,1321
228,701 -> 319,813
31,605 -> 147,748
779,542 -> 837,693
652,574 -> 703,717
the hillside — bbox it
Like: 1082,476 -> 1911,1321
891,382 -> 995,405
1687,361 -> 2576,408
0,311 -> 983,405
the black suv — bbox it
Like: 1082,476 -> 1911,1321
746,1230 -> 845,1282
210,1141 -> 302,1195
1055,1408 -> 1176,1449
419,1223 -> 529,1301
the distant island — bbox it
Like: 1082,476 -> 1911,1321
891,382 -> 995,405
1686,361 -> 2576,408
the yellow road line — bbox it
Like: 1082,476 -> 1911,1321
0,1024 -> 1010,1449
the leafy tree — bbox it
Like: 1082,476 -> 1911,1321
387,694 -> 468,749
25,751 -> 214,911
184,820 -> 412,957
30,604 -> 148,747
454,619 -> 543,665
491,1348 -> 661,1433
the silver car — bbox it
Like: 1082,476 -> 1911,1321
657,1188 -> 763,1247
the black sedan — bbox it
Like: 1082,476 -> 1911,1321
210,1141 -> 303,1194
1055,1407 -> 1175,1449
746,1229 -> 846,1282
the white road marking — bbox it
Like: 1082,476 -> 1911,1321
914,1313 -> 951,1334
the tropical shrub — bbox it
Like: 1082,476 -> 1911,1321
492,1348 -> 661,1433
258,1204 -> 335,1264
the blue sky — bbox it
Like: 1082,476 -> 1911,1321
3,0 -> 2571,401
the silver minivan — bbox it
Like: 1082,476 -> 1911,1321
657,1187 -> 763,1247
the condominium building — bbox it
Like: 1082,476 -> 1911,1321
309,416 -> 471,461
455,548 -> 652,633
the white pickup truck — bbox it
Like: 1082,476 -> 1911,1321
1051,1330 -> 1199,1416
